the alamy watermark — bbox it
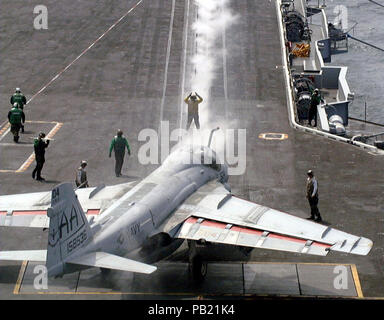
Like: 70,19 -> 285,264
33,5 -> 48,30
333,265 -> 348,290
137,121 -> 247,175
33,264 -> 48,290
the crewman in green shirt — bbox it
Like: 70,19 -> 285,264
10,88 -> 27,132
308,88 -> 322,127
109,129 -> 131,177
8,103 -> 25,143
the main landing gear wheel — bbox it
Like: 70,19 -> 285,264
100,267 -> 111,277
188,240 -> 208,282
190,255 -> 208,282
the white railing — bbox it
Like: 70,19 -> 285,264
337,67 -> 351,102
320,8 -> 329,38
314,40 -> 325,71
276,0 -> 384,155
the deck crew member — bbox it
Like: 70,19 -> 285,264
8,103 -> 25,143
306,170 -> 322,222
308,88 -> 321,127
32,132 -> 49,181
109,129 -> 131,177
10,88 -> 27,132
75,160 -> 89,188
184,92 -> 203,130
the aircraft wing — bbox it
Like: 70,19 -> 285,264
0,181 -> 138,228
172,181 -> 372,256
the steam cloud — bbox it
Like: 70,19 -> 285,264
182,0 -> 238,148
190,0 -> 237,126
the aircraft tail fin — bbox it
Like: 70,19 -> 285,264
47,183 -> 92,277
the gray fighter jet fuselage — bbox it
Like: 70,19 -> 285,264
58,145 -> 229,276
0,139 -> 372,278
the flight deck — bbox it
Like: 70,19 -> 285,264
1,0 -> 384,300
12,261 -> 361,298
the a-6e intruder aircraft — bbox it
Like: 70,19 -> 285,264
0,130 -> 373,280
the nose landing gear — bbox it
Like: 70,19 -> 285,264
188,240 -> 208,282
190,255 -> 207,281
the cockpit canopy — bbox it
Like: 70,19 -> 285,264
159,144 -> 228,183
162,144 -> 223,172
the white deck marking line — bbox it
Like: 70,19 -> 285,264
0,120 -> 63,173
0,143 -> 34,147
0,119 -> 62,143
15,122 -> 63,173
0,124 -> 11,142
178,0 -> 191,133
26,0 -> 143,106
159,0 -> 176,129
0,120 -> 8,130
221,4 -> 228,120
